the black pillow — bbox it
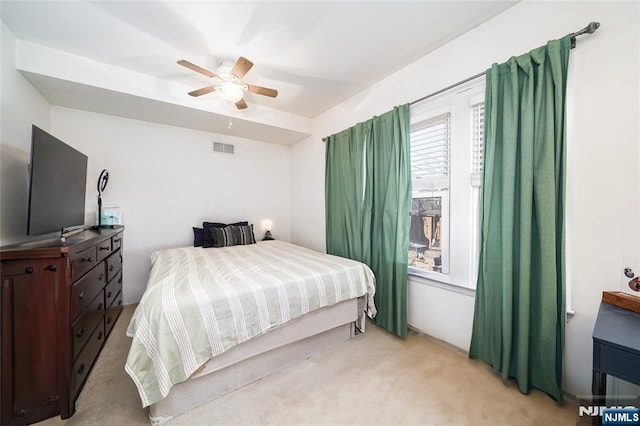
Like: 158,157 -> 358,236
202,221 -> 249,248
229,221 -> 249,226
193,227 -> 204,247
209,226 -> 237,248
202,221 -> 228,229
231,224 -> 256,245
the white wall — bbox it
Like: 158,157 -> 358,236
50,107 -> 291,304
290,0 -> 640,398
0,22 -> 51,245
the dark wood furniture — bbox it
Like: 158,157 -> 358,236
1,226 -> 124,425
592,292 -> 640,426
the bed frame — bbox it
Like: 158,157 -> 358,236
148,297 -> 360,425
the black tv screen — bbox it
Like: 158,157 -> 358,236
27,125 -> 88,236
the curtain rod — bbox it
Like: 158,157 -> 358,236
407,21 -> 600,107
321,21 -> 600,142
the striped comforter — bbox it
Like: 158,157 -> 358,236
125,240 -> 376,407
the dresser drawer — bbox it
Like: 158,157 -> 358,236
105,270 -> 122,309
105,292 -> 123,337
597,343 -> 640,385
95,237 -> 113,264
70,245 -> 97,281
73,291 -> 107,348
71,293 -> 105,360
112,233 -> 123,252
0,259 -> 61,276
106,251 -> 122,283
72,263 -> 106,319
71,322 -> 105,399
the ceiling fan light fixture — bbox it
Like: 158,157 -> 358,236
178,57 -> 277,110
218,81 -> 244,103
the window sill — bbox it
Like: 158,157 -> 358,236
407,268 -> 476,297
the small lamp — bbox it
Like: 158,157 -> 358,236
262,220 -> 274,241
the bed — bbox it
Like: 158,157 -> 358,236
125,239 -> 376,424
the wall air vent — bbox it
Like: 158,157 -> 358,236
213,142 -> 234,154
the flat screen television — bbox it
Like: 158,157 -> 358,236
27,125 -> 88,236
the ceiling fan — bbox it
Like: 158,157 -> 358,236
177,56 -> 278,110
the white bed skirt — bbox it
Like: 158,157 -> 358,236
148,297 -> 360,425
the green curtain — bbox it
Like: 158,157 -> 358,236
325,105 -> 411,337
469,36 -> 571,403
325,122 -> 370,264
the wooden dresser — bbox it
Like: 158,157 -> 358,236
0,226 -> 124,425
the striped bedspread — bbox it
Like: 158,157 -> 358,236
125,240 -> 376,407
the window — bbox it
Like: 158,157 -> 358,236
409,113 -> 450,274
408,78 -> 485,288
469,99 -> 485,283
471,101 -> 485,186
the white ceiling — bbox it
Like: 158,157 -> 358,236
1,0 -> 519,144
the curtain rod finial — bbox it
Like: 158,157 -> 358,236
570,21 -> 600,48
586,22 -> 600,34
573,21 -> 600,36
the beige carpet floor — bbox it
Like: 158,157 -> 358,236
38,304 -> 579,426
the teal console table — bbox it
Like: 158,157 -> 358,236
592,295 -> 640,426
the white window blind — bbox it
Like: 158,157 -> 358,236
470,102 -> 484,187
410,112 -> 450,191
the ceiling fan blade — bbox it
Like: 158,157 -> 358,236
247,84 -> 278,98
177,59 -> 220,79
188,86 -> 216,97
235,98 -> 248,109
231,56 -> 253,79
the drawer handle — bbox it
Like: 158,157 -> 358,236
46,395 -> 59,406
118,277 -> 122,284
107,290 -> 113,298
106,316 -> 112,325
46,264 -> 57,272
25,266 -> 34,274
77,364 -> 85,375
16,408 -> 26,417
99,246 -> 110,251
97,331 -> 104,340
97,302 -> 103,311
98,273 -> 104,281
109,265 -> 115,272
78,290 -> 86,300
114,238 -> 121,243
76,327 -> 84,338
118,300 -> 122,306
82,257 -> 93,263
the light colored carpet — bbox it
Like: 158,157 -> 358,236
38,304 -> 578,425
